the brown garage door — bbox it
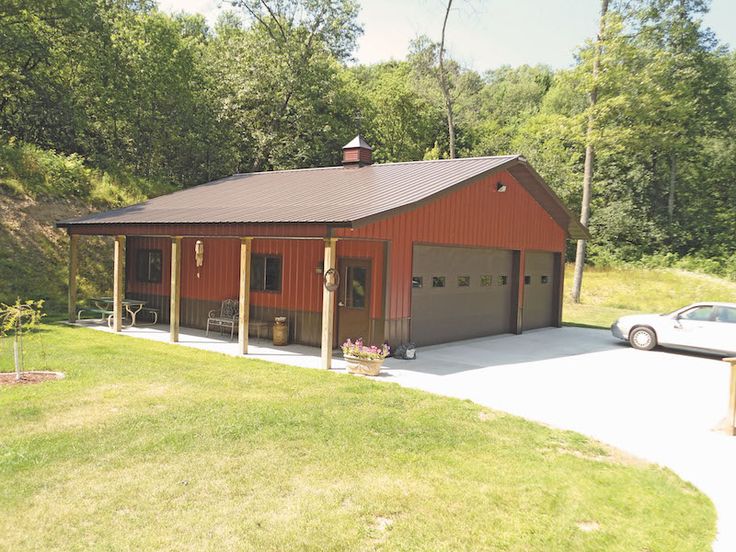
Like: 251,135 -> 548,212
411,245 -> 514,346
522,251 -> 559,331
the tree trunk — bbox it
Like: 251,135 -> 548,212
668,153 -> 676,223
13,332 -> 21,381
439,0 -> 455,159
571,0 -> 609,304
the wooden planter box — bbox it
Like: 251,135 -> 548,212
344,355 -> 384,376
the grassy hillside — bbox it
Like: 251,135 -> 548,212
0,141 -> 176,312
563,265 -> 736,328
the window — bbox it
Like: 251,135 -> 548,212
480,275 -> 492,287
681,306 -> 714,321
251,255 -> 282,292
412,276 -> 423,289
346,266 -> 367,308
457,275 -> 470,287
716,307 -> 736,324
432,276 -> 446,288
524,275 -> 531,285
541,275 -> 549,284
136,249 -> 162,283
498,275 -> 508,286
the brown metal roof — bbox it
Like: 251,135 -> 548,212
56,155 -> 588,239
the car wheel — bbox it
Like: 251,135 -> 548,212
629,326 -> 657,351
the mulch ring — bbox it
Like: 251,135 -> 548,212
0,371 -> 65,386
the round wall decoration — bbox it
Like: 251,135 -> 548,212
323,267 -> 340,291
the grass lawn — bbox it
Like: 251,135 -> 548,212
563,265 -> 736,329
0,325 -> 715,551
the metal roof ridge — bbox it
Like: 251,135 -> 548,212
373,154 -> 520,168
230,154 -> 522,177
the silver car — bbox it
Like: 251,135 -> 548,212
611,302 -> 736,355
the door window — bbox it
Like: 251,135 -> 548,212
346,266 -> 367,308
715,307 -> 736,324
681,306 -> 715,321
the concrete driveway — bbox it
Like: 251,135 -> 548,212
382,327 -> 736,552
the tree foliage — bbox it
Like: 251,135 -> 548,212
1,0 -> 734,269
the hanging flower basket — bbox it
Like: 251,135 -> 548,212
342,339 -> 389,376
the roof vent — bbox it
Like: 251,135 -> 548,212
342,135 -> 372,167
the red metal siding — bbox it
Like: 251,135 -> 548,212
126,237 -> 385,319
334,170 -> 566,322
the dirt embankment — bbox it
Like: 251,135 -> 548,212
0,194 -> 113,312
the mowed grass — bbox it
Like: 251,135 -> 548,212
563,265 -> 736,329
0,325 -> 715,551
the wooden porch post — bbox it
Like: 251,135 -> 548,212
113,235 -> 125,332
238,237 -> 253,355
68,233 -> 79,323
321,238 -> 338,369
170,236 -> 182,342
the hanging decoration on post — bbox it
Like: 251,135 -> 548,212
195,240 -> 204,278
323,267 -> 339,292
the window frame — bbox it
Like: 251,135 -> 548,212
680,305 -> 715,322
136,249 -> 163,284
250,254 -> 283,293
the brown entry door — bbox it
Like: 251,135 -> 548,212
337,259 -> 371,345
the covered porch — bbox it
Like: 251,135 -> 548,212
64,224 -> 389,370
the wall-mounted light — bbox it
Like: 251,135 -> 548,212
315,261 -> 324,274
496,182 -> 507,193
195,240 -> 204,278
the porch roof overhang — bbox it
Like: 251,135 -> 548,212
56,156 -> 589,240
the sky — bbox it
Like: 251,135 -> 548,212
158,0 -> 736,72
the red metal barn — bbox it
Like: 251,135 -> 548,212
58,137 -> 587,368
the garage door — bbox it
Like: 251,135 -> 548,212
522,251 -> 559,331
411,245 -> 514,346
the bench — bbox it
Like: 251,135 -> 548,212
77,307 -> 114,322
136,307 -> 159,325
249,320 -> 269,341
206,299 -> 239,340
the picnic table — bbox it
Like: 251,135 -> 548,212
78,297 -> 147,328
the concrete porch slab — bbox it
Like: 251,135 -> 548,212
72,320 -> 349,370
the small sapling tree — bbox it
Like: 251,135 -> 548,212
0,299 -> 45,381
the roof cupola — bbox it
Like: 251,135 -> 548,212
342,135 -> 373,167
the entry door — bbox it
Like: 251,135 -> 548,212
663,304 -> 717,350
337,259 -> 371,345
713,306 -> 736,353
